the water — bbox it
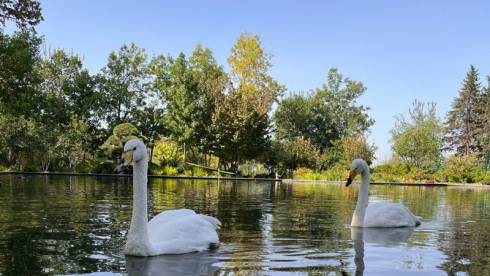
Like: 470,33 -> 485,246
0,175 -> 489,275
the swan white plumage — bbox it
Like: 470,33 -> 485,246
346,159 -> 421,227
122,139 -> 221,256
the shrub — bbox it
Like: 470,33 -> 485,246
152,166 -> 178,176
475,171 -> 490,184
152,138 -> 183,167
443,154 -> 482,183
183,167 -> 208,177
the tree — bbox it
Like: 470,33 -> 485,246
272,136 -> 320,172
0,31 -> 42,117
274,68 -> 374,151
391,100 -> 443,171
149,45 -> 226,153
209,33 -> 284,172
0,0 -> 43,30
477,76 -> 490,153
445,65 -> 483,155
0,113 -> 42,170
335,135 -> 377,167
54,116 -> 92,171
99,43 -> 150,128
38,49 -> 100,127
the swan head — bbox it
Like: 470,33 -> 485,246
122,139 -> 148,164
346,159 -> 369,187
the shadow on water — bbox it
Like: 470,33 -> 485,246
350,227 -> 415,276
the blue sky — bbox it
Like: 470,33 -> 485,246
37,0 -> 490,161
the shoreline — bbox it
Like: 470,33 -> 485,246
1,171 -> 489,187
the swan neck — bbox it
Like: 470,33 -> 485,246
352,171 -> 369,227
126,157 -> 151,254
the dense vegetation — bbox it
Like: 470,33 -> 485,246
0,1 -> 489,183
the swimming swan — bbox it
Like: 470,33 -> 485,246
346,159 -> 421,227
122,139 -> 221,256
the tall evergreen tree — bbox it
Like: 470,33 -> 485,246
478,76 -> 490,152
445,65 -> 483,155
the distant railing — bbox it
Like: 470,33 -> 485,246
185,162 -> 236,176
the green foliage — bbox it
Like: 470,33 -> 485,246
0,113 -> 42,170
445,65 -> 484,155
329,135 -> 377,167
292,166 -> 346,181
99,43 -> 150,128
183,167 -> 208,177
101,123 -> 140,158
443,154 -> 482,183
0,31 -> 42,117
151,165 -> 179,176
208,33 -> 284,172
274,68 -> 374,151
478,77 -> 490,152
149,45 -> 226,152
0,0 -> 43,30
272,136 -> 320,172
391,100 -> 443,172
152,138 -> 183,167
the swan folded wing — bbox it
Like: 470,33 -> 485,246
148,212 -> 219,255
364,203 -> 418,227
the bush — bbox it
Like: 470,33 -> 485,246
183,167 -> 208,177
475,171 -> 490,184
443,154 -> 482,183
152,138 -> 183,167
152,166 -> 178,176
293,166 -> 347,181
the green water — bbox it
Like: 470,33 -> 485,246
0,175 -> 489,275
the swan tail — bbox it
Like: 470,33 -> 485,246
199,214 -> 222,230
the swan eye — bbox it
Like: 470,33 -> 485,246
133,147 -> 137,150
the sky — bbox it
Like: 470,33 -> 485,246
36,0 -> 490,162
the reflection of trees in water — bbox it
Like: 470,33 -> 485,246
2,176 -> 490,275
437,187 -> 490,275
0,175 -> 130,275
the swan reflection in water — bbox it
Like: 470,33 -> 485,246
125,251 -> 219,276
350,227 -> 415,276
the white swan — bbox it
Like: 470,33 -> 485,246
122,139 -> 221,256
346,159 -> 421,227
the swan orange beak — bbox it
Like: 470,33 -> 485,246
122,150 -> 134,165
346,170 -> 357,187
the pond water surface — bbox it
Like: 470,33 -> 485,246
0,175 -> 489,275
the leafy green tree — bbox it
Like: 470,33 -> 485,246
209,33 -> 284,172
38,49 -> 100,126
54,116 -> 92,171
335,135 -> 377,167
272,136 -> 320,172
391,100 -> 443,171
0,31 -> 42,117
274,68 -> 374,151
149,45 -> 226,153
445,65 -> 483,155
0,0 -> 43,30
0,113 -> 42,170
99,43 -> 150,128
